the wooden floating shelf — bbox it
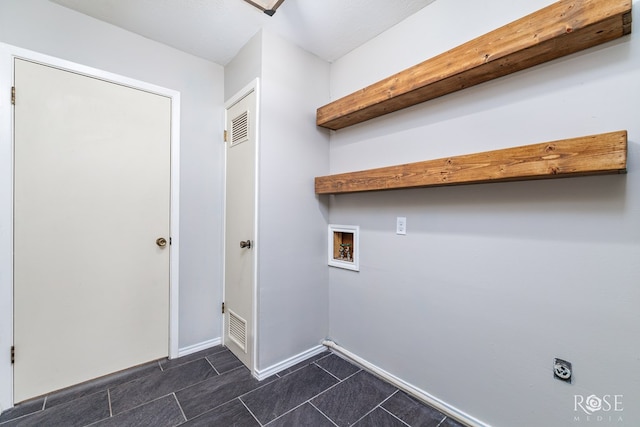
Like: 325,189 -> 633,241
316,0 -> 632,130
314,131 -> 627,194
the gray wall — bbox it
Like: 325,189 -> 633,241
0,0 -> 225,350
224,31 -> 262,101
257,31 -> 330,370
326,0 -> 640,426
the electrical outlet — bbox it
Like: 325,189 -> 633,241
396,217 -> 407,235
554,358 -> 572,383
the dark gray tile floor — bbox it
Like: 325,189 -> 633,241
0,346 -> 466,427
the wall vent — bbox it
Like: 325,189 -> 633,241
228,309 -> 247,353
230,110 -> 249,146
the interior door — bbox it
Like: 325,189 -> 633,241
13,59 -> 171,402
224,88 -> 257,370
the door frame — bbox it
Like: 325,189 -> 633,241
0,42 -> 181,411
222,79 -> 260,377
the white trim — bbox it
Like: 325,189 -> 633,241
0,43 -> 15,414
252,79 -> 261,379
223,79 -> 260,377
254,345 -> 327,381
168,82 -> 181,362
0,42 -> 181,411
177,338 -> 222,358
322,340 -> 490,427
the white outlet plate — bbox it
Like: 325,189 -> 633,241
396,217 -> 407,235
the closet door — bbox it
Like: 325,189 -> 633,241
224,86 -> 257,371
14,59 -> 171,402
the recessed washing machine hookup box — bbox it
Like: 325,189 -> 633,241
328,225 -> 359,271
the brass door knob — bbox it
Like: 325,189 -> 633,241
156,237 -> 167,247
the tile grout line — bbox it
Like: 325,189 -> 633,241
379,405 -> 412,427
262,399 -> 309,426
109,392 -> 177,418
274,364 -> 308,378
315,352 -> 333,363
350,404 -> 381,426
204,356 -> 221,375
159,347 -> 227,372
182,367 -> 278,420
172,392 -> 188,422
348,388 -> 399,427
236,369 -> 287,399
312,362 -> 343,382
436,415 -> 449,427
262,393 -> 334,427
309,401 -> 340,427
181,368 -> 279,423
305,366 -> 363,404
107,389 -> 113,418
274,352 -> 331,379
0,395 -> 51,426
378,390 -> 398,408
239,397 -> 264,426
0,411 -> 36,426
170,369 -> 230,399
380,390 -> 448,427
340,367 -> 363,382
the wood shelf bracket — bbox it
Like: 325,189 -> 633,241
314,131 -> 627,194
316,0 -> 632,130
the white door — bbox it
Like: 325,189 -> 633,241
13,59 -> 171,402
224,87 -> 257,370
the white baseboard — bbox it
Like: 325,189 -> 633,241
177,338 -> 222,358
322,340 -> 490,427
254,344 -> 327,381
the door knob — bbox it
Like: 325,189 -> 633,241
239,240 -> 252,249
156,237 -> 168,247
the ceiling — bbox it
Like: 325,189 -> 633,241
50,0 -> 437,65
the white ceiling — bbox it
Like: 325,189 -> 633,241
50,0 -> 437,65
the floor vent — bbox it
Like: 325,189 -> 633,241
230,110 -> 249,146
228,309 -> 247,353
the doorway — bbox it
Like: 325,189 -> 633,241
0,47 -> 181,406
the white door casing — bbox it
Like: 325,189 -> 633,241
223,80 -> 259,373
0,43 -> 181,409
